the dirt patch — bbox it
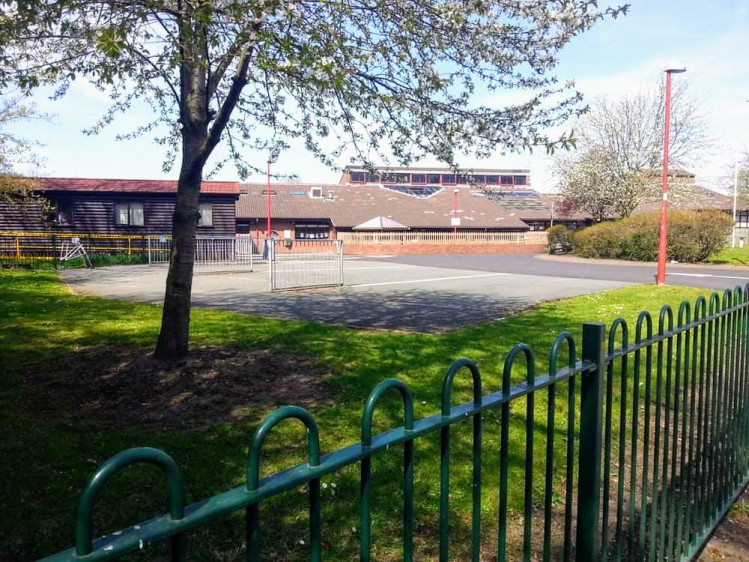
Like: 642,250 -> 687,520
19,346 -> 333,431
699,487 -> 749,561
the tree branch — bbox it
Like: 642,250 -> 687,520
199,41 -> 254,162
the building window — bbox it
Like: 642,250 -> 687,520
526,221 -> 546,231
514,175 -> 528,185
56,201 -> 74,225
395,173 -> 410,184
411,173 -> 426,184
295,222 -> 329,239
350,171 -> 368,183
442,174 -> 456,185
427,173 -> 441,184
738,211 -> 749,228
309,187 -> 323,198
485,175 -> 499,185
500,175 -> 513,185
114,202 -> 144,226
198,203 -> 213,227
469,175 -> 485,184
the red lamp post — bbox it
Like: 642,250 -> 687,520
266,159 -> 272,239
453,188 -> 459,234
656,66 -> 686,286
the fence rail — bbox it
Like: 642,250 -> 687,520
729,227 -> 749,247
0,231 -> 151,267
148,236 -> 254,270
40,288 -> 749,561
269,239 -> 344,291
337,230 -> 547,246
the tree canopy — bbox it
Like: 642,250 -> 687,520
0,0 -> 629,358
0,94 -> 45,205
556,78 -> 711,220
733,150 -> 749,200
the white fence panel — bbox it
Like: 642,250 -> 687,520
269,239 -> 344,291
336,230 -> 541,246
148,236 -> 253,270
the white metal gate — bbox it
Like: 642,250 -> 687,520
269,239 -> 344,291
148,236 -> 253,271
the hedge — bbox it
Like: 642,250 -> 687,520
572,210 -> 733,263
546,225 -> 573,253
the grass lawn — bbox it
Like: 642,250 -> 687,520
709,247 -> 749,266
0,270 -> 716,560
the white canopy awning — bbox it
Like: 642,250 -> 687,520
352,216 -> 410,230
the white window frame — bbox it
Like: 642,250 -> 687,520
198,202 -> 213,227
114,202 -> 145,226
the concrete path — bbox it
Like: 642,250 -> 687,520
61,258 -> 629,332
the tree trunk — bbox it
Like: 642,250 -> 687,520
154,131 -> 206,361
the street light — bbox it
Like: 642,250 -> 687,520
733,160 -> 739,248
266,159 -> 272,239
656,65 -> 686,286
453,188 -> 459,234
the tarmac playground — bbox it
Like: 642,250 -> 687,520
61,256 -> 630,332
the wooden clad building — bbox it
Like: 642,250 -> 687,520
0,178 -> 240,236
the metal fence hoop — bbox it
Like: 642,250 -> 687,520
502,343 -> 536,389
549,331 -> 577,376
636,311 -> 654,343
247,406 -> 321,490
75,447 -> 184,556
678,300 -> 692,326
439,358 -> 483,562
361,379 -> 415,446
723,288 -> 734,310
694,295 -> 707,319
441,358 -> 483,415
246,406 -> 322,562
359,378 -> 415,561
659,304 -> 674,334
608,317 -> 629,352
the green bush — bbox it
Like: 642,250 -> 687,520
546,224 -> 573,253
572,211 -> 732,263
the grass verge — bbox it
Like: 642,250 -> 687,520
0,270 -> 714,560
709,247 -> 749,266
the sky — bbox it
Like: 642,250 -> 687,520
7,0 -> 749,193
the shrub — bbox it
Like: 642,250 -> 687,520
572,210 -> 732,263
546,225 -> 573,253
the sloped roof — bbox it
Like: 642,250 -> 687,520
36,177 -> 240,195
237,183 -> 529,229
477,189 -> 593,221
633,184 -> 736,215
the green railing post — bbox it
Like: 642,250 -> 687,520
576,323 -> 605,562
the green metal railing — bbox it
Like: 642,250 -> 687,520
40,288 -> 749,561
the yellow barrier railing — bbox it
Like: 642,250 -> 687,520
0,231 -> 172,264
0,230 -> 171,240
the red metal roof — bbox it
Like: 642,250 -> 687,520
36,177 -> 240,195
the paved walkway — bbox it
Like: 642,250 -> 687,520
61,258 -> 629,332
